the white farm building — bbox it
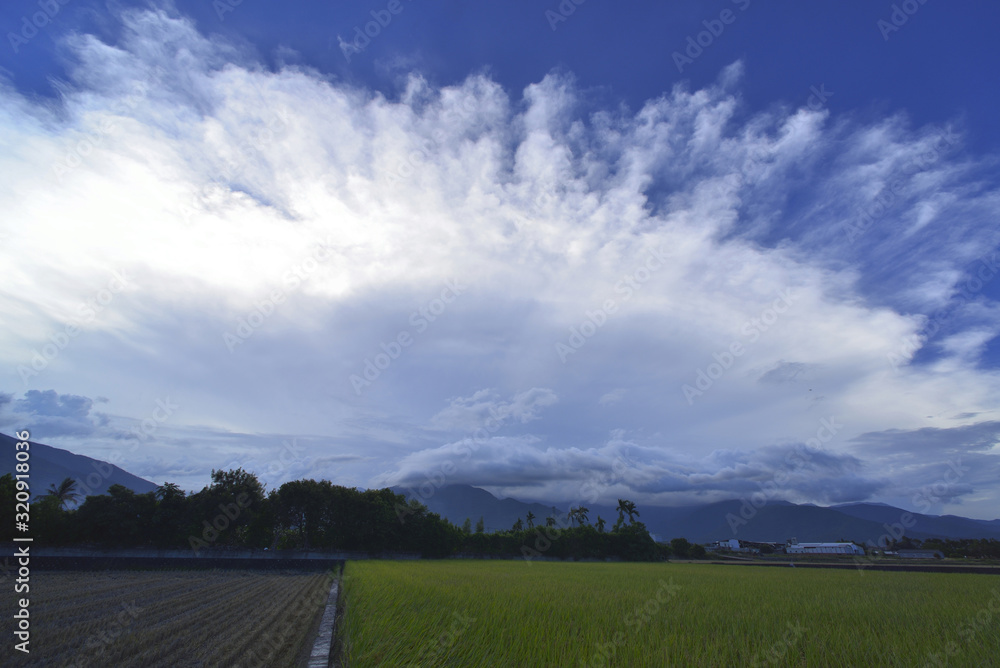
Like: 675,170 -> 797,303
785,542 -> 864,555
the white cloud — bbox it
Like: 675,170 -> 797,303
598,389 -> 626,406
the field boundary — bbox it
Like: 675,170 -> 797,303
24,554 -> 344,570
699,559 -> 1000,575
5,546 -> 346,571
308,566 -> 342,668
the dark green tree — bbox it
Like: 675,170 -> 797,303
670,537 -> 692,559
74,484 -> 156,546
151,482 -> 188,548
188,468 -> 267,548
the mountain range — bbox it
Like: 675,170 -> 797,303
396,484 -> 1000,545
4,432 -> 997,544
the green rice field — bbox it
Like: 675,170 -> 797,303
339,560 -> 1000,667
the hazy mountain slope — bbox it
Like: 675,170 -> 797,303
393,484 -> 563,532
831,502 -> 1000,540
0,432 -> 157,503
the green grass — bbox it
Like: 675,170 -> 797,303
340,560 -> 1000,667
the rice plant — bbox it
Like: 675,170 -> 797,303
340,560 -> 1000,667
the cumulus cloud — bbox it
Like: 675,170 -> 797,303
16,389 -> 93,419
1,9 -> 999,517
378,428 -> 888,508
0,389 -> 106,437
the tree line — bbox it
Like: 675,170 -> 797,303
891,536 -> 1000,559
0,470 -> 690,561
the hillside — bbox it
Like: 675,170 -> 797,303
0,432 -> 158,503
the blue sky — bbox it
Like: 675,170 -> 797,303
2,1 -> 1000,520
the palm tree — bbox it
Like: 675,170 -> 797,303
155,482 -> 183,501
569,506 -> 590,527
623,500 -> 639,523
44,477 -> 80,509
616,499 -> 639,525
525,511 -> 535,528
545,516 -> 556,527
512,518 -> 524,531
596,516 -> 606,533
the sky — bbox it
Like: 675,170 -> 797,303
1,1 -> 1000,520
